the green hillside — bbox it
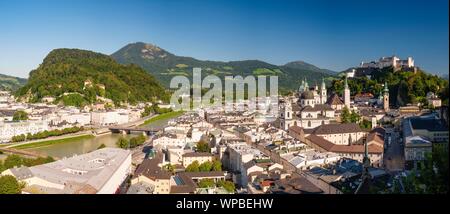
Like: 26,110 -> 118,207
15,48 -> 169,106
0,73 -> 27,91
331,67 -> 449,107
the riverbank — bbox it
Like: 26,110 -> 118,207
9,134 -> 95,150
140,111 -> 184,126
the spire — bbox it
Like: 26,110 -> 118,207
384,81 -> 389,93
321,77 -> 326,89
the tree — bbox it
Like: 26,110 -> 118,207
164,163 -> 175,173
359,119 -> 372,130
217,180 -> 235,193
3,155 -> 24,169
0,175 -> 21,194
116,137 -> 129,149
196,140 -> 210,153
340,106 -> 351,123
350,110 -> 361,123
199,161 -> 212,172
185,161 -> 200,172
400,146 -> 448,194
12,110 -> 28,121
198,178 -> 215,188
211,160 -> 222,171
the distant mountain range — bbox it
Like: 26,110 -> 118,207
111,42 -> 337,92
0,73 -> 27,91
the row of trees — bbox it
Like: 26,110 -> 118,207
0,154 -> 55,173
185,160 -> 222,172
197,178 -> 235,193
116,135 -> 147,149
11,126 -> 84,142
141,104 -> 173,117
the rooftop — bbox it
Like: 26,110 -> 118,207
10,148 -> 131,194
313,123 -> 363,135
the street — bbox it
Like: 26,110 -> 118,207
383,127 -> 405,172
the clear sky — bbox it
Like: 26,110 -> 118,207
0,0 -> 448,78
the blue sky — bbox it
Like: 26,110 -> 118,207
0,0 -> 448,78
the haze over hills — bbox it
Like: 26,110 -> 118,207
15,48 -> 169,106
111,42 -> 337,92
0,73 -> 27,91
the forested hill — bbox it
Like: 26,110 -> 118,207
15,48 -> 169,106
111,42 -> 337,93
330,67 -> 449,107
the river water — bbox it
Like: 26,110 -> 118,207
25,115 -> 177,159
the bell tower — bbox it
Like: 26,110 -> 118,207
320,78 -> 327,104
383,81 -> 389,111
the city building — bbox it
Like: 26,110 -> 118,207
2,148 -> 132,194
0,120 -> 49,142
426,92 -> 442,108
182,152 -> 214,168
402,115 -> 449,168
130,154 -> 172,194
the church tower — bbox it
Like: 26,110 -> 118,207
280,101 -> 293,130
344,75 -> 351,109
299,79 -> 305,94
383,81 -> 389,111
320,78 -> 327,104
304,78 -> 309,91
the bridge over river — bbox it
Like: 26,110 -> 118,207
108,126 -> 161,136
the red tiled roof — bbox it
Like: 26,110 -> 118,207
306,134 -> 383,154
313,123 -> 363,135
182,152 -> 214,158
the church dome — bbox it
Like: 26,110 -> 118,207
301,91 -> 315,99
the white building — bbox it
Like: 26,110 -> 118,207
152,134 -> 196,150
0,120 -> 49,142
91,111 -> 129,126
311,123 -> 366,145
282,150 -> 341,170
279,79 -> 335,131
227,142 -> 267,173
2,148 -> 132,194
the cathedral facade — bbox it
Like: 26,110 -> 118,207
279,78 -> 336,130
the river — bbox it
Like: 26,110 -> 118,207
24,114 -> 179,159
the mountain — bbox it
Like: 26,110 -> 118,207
283,61 -> 336,76
111,42 -> 337,92
0,73 -> 27,91
16,48 -> 168,107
